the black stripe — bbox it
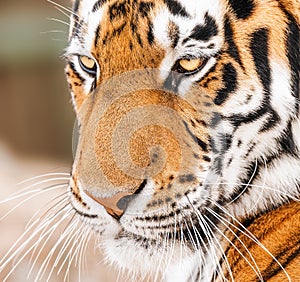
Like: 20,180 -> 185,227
279,121 -> 297,156
92,0 -> 108,12
286,13 -> 300,113
214,63 -> 237,105
228,0 -> 255,20
259,110 -> 280,132
219,134 -> 233,153
136,33 -> 143,47
94,25 -> 101,47
147,22 -> 154,45
250,28 -> 271,95
109,1 -> 128,21
139,2 -> 154,17
73,0 -> 80,13
224,16 -> 244,69
183,13 -> 218,43
261,238 -> 300,280
183,121 -> 208,152
68,62 -> 86,84
164,0 -> 190,18
227,28 -> 273,128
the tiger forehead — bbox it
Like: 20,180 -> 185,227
71,0 -> 225,51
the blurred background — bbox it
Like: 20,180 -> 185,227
0,0 -> 73,159
0,1 -> 116,281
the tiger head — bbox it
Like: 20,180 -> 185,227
65,0 -> 299,279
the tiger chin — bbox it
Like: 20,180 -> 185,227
65,0 -> 299,281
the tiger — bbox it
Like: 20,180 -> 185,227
1,0 -> 300,281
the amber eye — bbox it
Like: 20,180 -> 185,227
175,58 -> 207,74
78,55 -> 97,75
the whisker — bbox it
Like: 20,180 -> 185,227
209,201 -> 292,281
227,159 -> 258,205
46,217 -> 81,281
54,6 -> 72,19
61,222 -> 88,281
54,214 -> 79,272
25,192 -> 68,230
186,195 -> 231,282
27,204 -> 72,279
1,205 -> 72,282
0,184 -> 68,221
199,213 -> 232,282
2,177 -> 69,204
205,207 -> 263,281
17,173 -> 70,186
47,17 -> 71,27
248,157 -> 268,213
33,209 -> 76,281
47,0 -> 77,17
203,211 -> 263,281
76,225 -> 92,281
205,181 -> 300,202
0,200 -> 70,269
40,30 -> 67,34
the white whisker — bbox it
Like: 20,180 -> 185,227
227,159 -> 258,205
47,17 -> 71,27
206,207 -> 263,281
47,0 -> 77,17
2,206 -> 72,282
0,184 -> 68,221
203,212 -> 263,281
209,201 -> 292,281
33,209 -> 76,281
40,30 -> 67,34
2,177 -> 69,204
17,173 -> 70,186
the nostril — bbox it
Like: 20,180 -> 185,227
84,179 -> 148,220
117,195 -> 133,211
116,179 -> 148,212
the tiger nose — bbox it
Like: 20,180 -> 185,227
86,191 -> 134,220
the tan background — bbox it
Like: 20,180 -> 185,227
0,1 -> 117,281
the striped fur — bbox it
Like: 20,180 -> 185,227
64,0 -> 300,281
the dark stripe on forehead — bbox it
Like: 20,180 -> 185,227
92,0 -> 108,12
139,2 -> 154,17
109,1 -> 128,21
228,0 -> 255,20
164,0 -> 190,18
183,13 -> 218,44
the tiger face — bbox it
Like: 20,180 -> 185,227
65,0 -> 299,280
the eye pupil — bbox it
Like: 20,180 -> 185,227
79,55 -> 97,75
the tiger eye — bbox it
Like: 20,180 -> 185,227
79,55 -> 96,70
178,58 -> 203,72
